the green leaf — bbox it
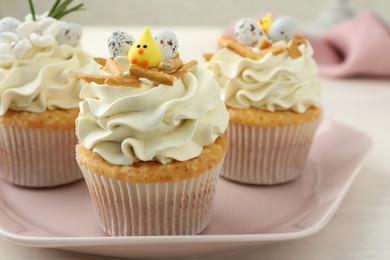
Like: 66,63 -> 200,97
48,0 -> 85,20
54,4 -> 85,20
28,0 -> 36,21
48,0 -> 61,17
50,0 -> 73,18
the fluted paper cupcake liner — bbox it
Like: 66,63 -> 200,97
0,125 -> 83,187
222,120 -> 321,185
78,157 -> 224,236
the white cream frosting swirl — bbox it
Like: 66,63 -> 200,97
0,15 -> 96,115
206,41 -> 321,113
76,57 -> 228,165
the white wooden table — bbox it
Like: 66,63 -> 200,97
1,26 -> 389,259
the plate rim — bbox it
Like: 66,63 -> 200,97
0,118 -> 373,250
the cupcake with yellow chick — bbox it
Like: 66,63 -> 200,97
205,13 -> 322,185
76,26 -> 228,236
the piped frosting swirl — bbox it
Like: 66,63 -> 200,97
206,41 -> 320,113
77,56 -> 228,165
0,14 -> 95,115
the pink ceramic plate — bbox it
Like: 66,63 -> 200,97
0,118 -> 372,258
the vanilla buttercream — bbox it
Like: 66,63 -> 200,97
206,41 -> 321,113
76,57 -> 228,165
0,15 -> 95,115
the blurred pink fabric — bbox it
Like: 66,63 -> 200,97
307,12 -> 390,78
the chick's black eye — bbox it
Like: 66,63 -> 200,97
143,45 -> 147,48
137,44 -> 140,48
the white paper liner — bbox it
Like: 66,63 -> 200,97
0,125 -> 83,187
77,155 -> 224,236
222,119 -> 321,185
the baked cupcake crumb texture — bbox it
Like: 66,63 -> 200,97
228,106 -> 321,126
77,134 -> 227,183
0,108 -> 79,129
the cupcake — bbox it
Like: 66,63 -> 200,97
205,14 -> 322,185
76,27 -> 228,236
0,1 -> 97,187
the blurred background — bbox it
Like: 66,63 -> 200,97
1,0 -> 389,33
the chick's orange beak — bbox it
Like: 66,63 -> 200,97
138,48 -> 144,55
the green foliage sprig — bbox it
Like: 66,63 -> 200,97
28,0 -> 85,21
28,0 -> 36,21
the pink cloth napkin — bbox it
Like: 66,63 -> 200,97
308,12 -> 390,78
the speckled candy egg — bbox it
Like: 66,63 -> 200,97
154,30 -> 178,60
56,22 -> 82,47
107,30 -> 135,58
0,17 -> 21,33
268,16 -> 297,42
234,18 -> 264,47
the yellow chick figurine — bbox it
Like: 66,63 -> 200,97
258,12 -> 273,34
128,27 -> 162,67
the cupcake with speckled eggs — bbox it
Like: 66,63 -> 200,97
205,14 -> 322,185
0,1 -> 97,187
76,27 -> 228,236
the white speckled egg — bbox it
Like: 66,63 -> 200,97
56,22 -> 82,47
0,17 -> 21,33
107,30 -> 135,58
268,16 -> 297,42
154,30 -> 178,60
234,18 -> 264,47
